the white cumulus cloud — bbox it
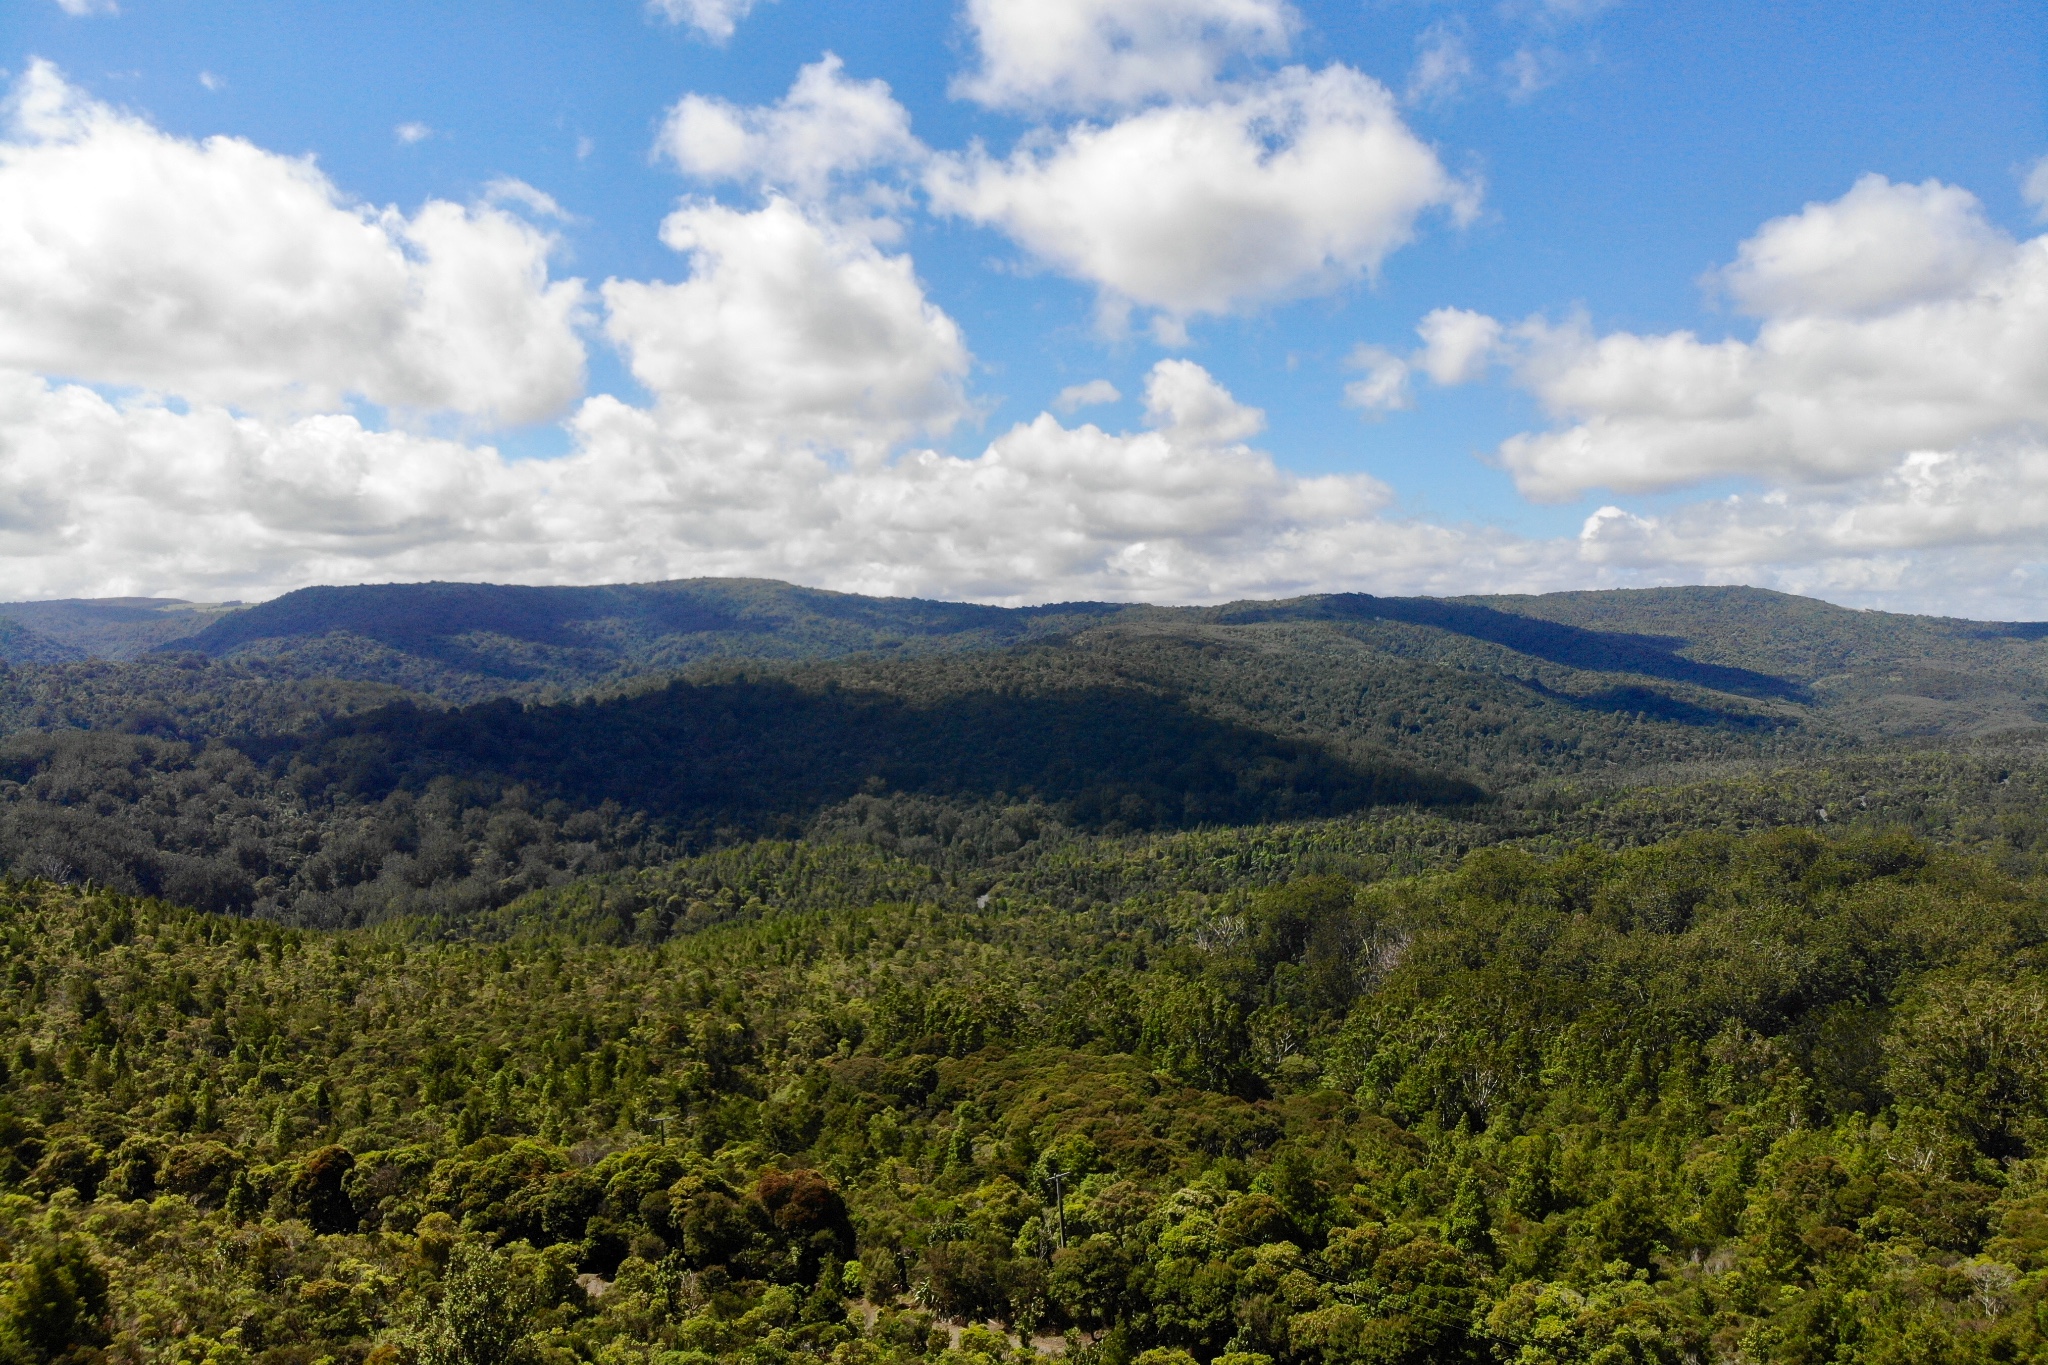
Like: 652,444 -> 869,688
0,64 -> 1551,607
927,65 -> 1465,321
659,54 -> 921,204
955,0 -> 1296,111
646,0 -> 762,43
1343,346 -> 1411,414
1415,307 -> 1502,385
601,198 -> 971,453
1143,358 -> 1266,442
1054,379 -> 1120,412
1718,173 -> 2013,319
1575,441 -> 2048,618
0,359 -> 1562,606
1341,308 -> 1497,413
0,61 -> 587,424
1478,174 -> 2048,500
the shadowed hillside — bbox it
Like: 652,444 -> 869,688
283,675 -> 1475,840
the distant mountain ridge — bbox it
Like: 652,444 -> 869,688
156,579 -> 1137,699
143,578 -> 2048,730
0,577 -> 2042,734
0,576 -> 2036,921
0,596 -> 243,661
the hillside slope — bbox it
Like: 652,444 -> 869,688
0,580 -> 2031,923
0,615 -> 83,665
0,596 -> 243,658
1467,585 -> 2048,737
164,579 -> 1138,698
136,578 -> 2048,737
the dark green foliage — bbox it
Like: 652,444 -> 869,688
0,623 -> 80,670
282,669 -> 1476,841
1215,591 -> 1806,699
0,1240 -> 107,1364
109,578 -> 2048,736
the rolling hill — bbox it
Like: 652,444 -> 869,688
0,578 -> 2033,923
158,579 -> 1135,698
137,579 -> 2048,738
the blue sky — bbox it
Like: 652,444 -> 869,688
1,0 -> 2045,612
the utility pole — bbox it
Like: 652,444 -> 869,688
1048,1170 -> 1068,1250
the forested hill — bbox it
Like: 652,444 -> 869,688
0,597 -> 243,662
149,580 -> 2048,734
159,580 -> 1138,699
0,579 -> 2034,720
0,581 -> 2035,924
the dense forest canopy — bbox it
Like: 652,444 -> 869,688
0,579 -> 2043,1364
5,828 -> 2048,1363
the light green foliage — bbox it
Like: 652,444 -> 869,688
0,824 -> 2038,1361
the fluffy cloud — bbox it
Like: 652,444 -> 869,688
22,340 -> 2048,614
1143,359 -> 1266,442
1475,175 -> 2048,500
0,360 -> 1564,605
955,0 -> 1296,111
0,63 -> 1540,606
1296,171 -> 2048,616
658,55 -> 921,204
1415,307 -> 1502,385
1575,442 -> 2048,617
927,65 -> 1464,319
1343,308 -> 1498,413
646,0 -> 761,43
1343,347 -> 1410,413
1054,379 -> 1120,412
567,358 -> 1397,601
2027,156 -> 2048,222
1718,173 -> 2012,319
1582,445 -> 2048,571
0,62 -> 587,424
601,198 -> 971,452
0,372 -> 547,597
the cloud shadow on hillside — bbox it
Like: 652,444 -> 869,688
1219,594 -> 1808,702
267,676 -> 1483,841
